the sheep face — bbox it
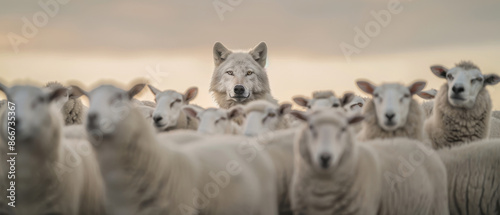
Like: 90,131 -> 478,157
148,85 -> 198,131
0,85 -> 66,153
291,109 -> 363,172
242,103 -> 291,136
357,81 -> 426,132
185,107 -> 241,135
431,63 -> 500,109
81,84 -> 145,138
293,96 -> 341,110
342,96 -> 365,115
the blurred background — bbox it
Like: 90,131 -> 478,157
1,0 -> 499,108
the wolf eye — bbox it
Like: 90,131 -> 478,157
246,71 -> 254,76
447,74 -> 454,80
226,71 -> 234,76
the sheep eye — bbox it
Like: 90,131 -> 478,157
447,74 -> 454,80
226,71 -> 234,76
214,119 -> 220,124
307,105 -> 311,109
268,113 -> 276,117
246,71 -> 254,76
332,103 -> 339,108
404,94 -> 410,98
175,99 -> 181,103
220,117 -> 226,121
477,78 -> 483,82
374,93 -> 379,98
341,127 -> 347,132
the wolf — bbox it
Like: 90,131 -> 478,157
210,42 -> 277,109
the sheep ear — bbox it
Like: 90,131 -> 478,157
249,42 -> 267,67
48,87 -> 68,102
431,65 -> 448,78
228,106 -> 243,119
356,80 -> 376,95
182,107 -> 199,119
408,81 -> 426,95
128,83 -> 146,99
341,92 -> 355,106
290,110 -> 308,122
416,89 -> 437,100
484,74 -> 500,86
184,87 -> 198,103
348,115 -> 364,125
69,85 -> 88,99
293,96 -> 309,108
147,85 -> 161,96
0,82 -> 8,96
278,103 -> 292,116
213,42 -> 232,67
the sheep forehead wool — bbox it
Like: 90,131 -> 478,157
44,81 -> 64,89
307,109 -> 348,127
455,60 -> 480,71
312,90 -> 335,99
155,89 -> 184,101
373,83 -> 409,94
244,99 -> 278,113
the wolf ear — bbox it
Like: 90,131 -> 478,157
249,42 -> 267,68
213,42 -> 232,67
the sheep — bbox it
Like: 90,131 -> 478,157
239,100 -> 292,136
293,90 -> 343,110
489,116 -> 500,139
148,84 -> 200,131
289,109 -> 449,215
424,61 -> 500,149
183,106 -> 243,135
437,138 -> 500,214
417,89 -> 438,118
44,81 -> 88,125
71,83 -> 279,215
492,110 -> 500,119
356,80 -> 428,143
0,83 -> 106,215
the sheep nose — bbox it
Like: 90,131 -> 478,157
385,113 -> 395,121
320,153 -> 331,169
88,112 -> 98,124
153,116 -> 163,124
452,85 -> 464,94
234,85 -> 245,95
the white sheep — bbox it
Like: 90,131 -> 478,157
424,61 -> 500,149
356,80 -> 428,142
72,83 -> 279,215
437,138 -> 500,214
239,100 -> 292,136
45,81 -> 88,125
0,84 -> 106,215
293,91 -> 344,110
148,85 -> 200,131
289,109 -> 449,215
183,106 -> 243,135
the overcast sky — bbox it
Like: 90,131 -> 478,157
1,0 -> 499,108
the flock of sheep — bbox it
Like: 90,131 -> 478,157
0,42 -> 499,215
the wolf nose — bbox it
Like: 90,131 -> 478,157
320,153 -> 331,169
385,113 -> 395,121
452,85 -> 464,94
234,85 -> 245,95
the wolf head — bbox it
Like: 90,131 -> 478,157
210,42 -> 272,109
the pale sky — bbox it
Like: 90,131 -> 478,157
1,0 -> 499,109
